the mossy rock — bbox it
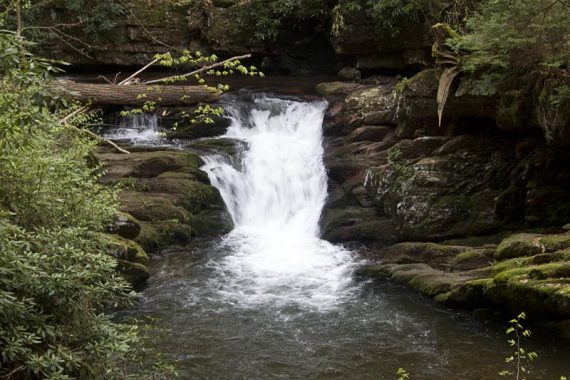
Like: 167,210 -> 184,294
156,169 -> 210,184
103,234 -> 150,266
383,242 -> 467,269
315,82 -> 363,96
407,271 -> 457,297
98,151 -> 204,182
483,277 -> 570,319
528,262 -> 570,280
154,221 -> 193,245
135,221 -> 160,250
541,234 -> 570,252
107,212 -> 141,240
495,233 -> 545,260
119,191 -> 192,223
116,260 -> 150,288
450,249 -> 492,271
435,279 -> 493,309
190,209 -> 234,237
355,263 -> 391,278
133,151 -> 203,178
185,138 -> 244,157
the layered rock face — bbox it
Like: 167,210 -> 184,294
97,148 -> 233,248
320,74 -> 570,244
94,143 -> 233,286
330,10 -> 432,71
319,70 -> 570,323
40,1 -> 429,73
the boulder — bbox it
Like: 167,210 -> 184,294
107,212 -> 141,240
103,233 -> 150,287
359,235 -> 570,321
96,148 -> 232,249
396,69 -> 498,138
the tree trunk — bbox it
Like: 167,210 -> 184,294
56,80 -> 220,106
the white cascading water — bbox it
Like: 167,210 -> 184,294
105,112 -> 163,145
202,95 -> 356,310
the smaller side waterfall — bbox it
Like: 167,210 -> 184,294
104,112 -> 163,145
202,95 -> 357,310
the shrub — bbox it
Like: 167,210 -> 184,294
0,32 -> 139,379
449,0 -> 570,141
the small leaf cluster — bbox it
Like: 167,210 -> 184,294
499,312 -> 538,380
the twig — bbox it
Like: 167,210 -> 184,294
49,30 -> 93,59
118,58 -> 160,85
143,54 -> 252,85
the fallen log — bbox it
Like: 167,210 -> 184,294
56,80 -> 221,106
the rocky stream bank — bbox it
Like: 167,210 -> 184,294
316,70 -> 570,336
51,0 -> 570,338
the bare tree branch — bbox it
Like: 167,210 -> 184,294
143,53 -> 253,85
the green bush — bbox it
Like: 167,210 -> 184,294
0,32 -> 139,379
450,0 -> 570,140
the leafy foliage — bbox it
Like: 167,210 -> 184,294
233,0 -> 333,42
0,0 -> 122,38
499,312 -> 538,380
333,0 -> 440,37
0,32 -> 139,379
448,0 -> 570,140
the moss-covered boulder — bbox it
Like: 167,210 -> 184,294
495,233 -> 545,260
360,233 -> 570,322
103,234 -> 150,287
107,212 -> 141,240
96,149 -> 233,250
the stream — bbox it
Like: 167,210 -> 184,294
118,93 -> 569,379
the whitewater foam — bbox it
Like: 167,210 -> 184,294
202,95 -> 356,310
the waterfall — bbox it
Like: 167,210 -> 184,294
202,95 -> 356,310
104,112 -> 163,145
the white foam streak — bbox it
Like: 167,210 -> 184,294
202,96 -> 356,310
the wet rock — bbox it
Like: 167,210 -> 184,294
107,212 -> 141,240
316,82 -> 366,97
337,66 -> 361,81
96,149 -> 232,249
321,207 -> 398,243
346,125 -> 392,143
165,115 -> 231,140
359,233 -> 570,321
104,233 -> 150,287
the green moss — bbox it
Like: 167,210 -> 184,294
450,249 -> 491,270
154,221 -> 193,244
528,263 -> 570,280
116,260 -> 150,288
135,221 -> 160,250
408,272 -> 453,297
541,234 -> 570,252
103,234 -> 150,266
495,233 -> 545,260
120,191 -> 192,223
355,264 -> 390,278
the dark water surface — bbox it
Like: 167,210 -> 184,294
122,241 -> 570,380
